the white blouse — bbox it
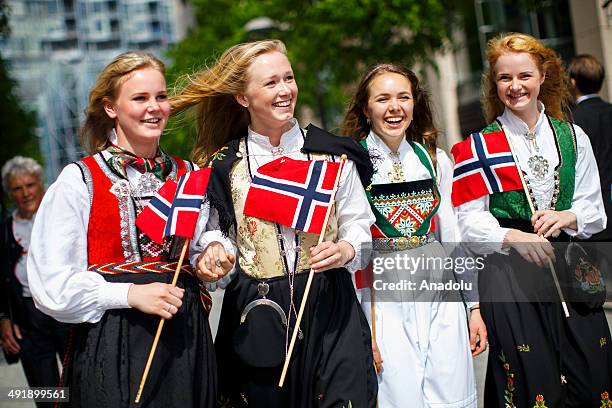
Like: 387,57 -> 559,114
12,211 -> 35,298
198,120 -> 376,289
456,105 -> 606,254
27,152 -> 230,324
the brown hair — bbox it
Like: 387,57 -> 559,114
482,32 -> 571,123
568,54 -> 605,95
341,63 -> 439,163
170,39 -> 287,165
80,52 -> 166,154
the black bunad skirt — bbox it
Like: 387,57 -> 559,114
65,272 -> 217,408
215,267 -> 378,408
480,219 -> 612,408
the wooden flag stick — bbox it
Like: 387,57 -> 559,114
504,127 -> 570,318
135,238 -> 190,403
278,155 -> 348,388
370,286 -> 379,374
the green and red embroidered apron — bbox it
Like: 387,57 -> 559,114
361,139 -> 440,249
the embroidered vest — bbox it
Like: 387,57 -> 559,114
76,153 -> 189,265
231,139 -> 338,279
486,117 -> 576,220
361,139 -> 440,238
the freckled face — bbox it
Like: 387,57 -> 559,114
494,52 -> 545,117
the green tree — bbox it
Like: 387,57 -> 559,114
164,0 -> 470,158
0,0 -> 40,211
0,0 -> 40,167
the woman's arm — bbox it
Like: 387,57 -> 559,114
27,164 -> 133,323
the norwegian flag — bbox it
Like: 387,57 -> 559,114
136,168 -> 211,244
450,130 -> 523,207
354,261 -> 374,289
243,157 -> 342,234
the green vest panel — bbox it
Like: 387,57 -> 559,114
486,117 -> 577,220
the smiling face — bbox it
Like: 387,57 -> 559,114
365,72 -> 414,151
104,67 -> 170,157
8,173 -> 44,219
236,51 -> 298,136
495,52 -> 545,120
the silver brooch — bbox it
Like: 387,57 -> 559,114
110,179 -> 131,198
134,172 -> 161,197
527,155 -> 549,180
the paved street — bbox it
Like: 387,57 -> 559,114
1,295 -> 610,408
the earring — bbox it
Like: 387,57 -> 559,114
366,117 -> 371,126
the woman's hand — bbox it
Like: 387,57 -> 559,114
127,283 -> 185,319
503,229 -> 555,267
195,241 -> 235,283
310,240 -> 355,273
531,210 -> 576,238
0,319 -> 21,355
372,338 -> 383,373
468,308 -> 487,356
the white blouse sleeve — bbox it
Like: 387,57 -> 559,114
565,125 -> 607,238
456,195 -> 510,255
335,159 -> 375,273
27,164 -> 133,324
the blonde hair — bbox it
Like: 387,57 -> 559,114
170,39 -> 287,164
80,52 -> 166,154
482,33 -> 571,123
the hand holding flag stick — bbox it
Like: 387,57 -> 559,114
503,129 -> 570,318
134,239 -> 189,404
278,155 -> 347,388
133,167 -> 212,403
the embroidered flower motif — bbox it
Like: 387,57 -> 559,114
517,344 -> 531,352
601,391 -> 612,407
533,394 -> 548,408
499,351 -> 516,408
575,258 -> 605,294
371,189 -> 437,236
209,146 -> 229,162
247,220 -> 258,236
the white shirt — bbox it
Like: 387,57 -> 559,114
199,120 -> 375,289
576,94 -> 600,104
456,105 -> 606,253
27,153 -> 228,324
12,211 -> 35,298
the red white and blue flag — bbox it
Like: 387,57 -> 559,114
450,130 -> 523,207
243,157 -> 342,235
136,168 -> 211,244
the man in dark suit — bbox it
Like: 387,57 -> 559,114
1,156 -> 70,405
569,54 -> 612,241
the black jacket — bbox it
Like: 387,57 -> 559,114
1,216 -> 27,325
572,96 -> 612,241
